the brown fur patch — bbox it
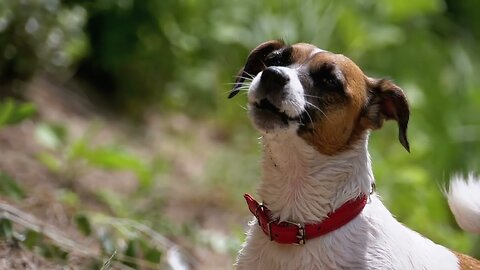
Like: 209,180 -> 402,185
290,43 -> 317,63
297,52 -> 370,155
454,251 -> 480,270
361,79 -> 410,151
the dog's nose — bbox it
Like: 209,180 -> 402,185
260,67 -> 289,92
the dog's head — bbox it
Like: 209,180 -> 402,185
230,40 -> 409,155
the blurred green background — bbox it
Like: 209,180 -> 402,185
1,0 -> 480,269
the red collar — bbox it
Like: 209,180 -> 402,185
244,193 -> 368,245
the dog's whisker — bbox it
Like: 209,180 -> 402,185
259,60 -> 267,70
304,100 -> 322,113
303,94 -> 322,99
237,91 -> 249,97
293,101 -> 303,117
228,77 -> 253,83
234,76 -> 254,81
233,87 -> 250,91
285,100 -> 313,127
295,61 -> 307,71
305,100 -> 330,123
223,88 -> 249,95
225,82 -> 251,87
227,86 -> 250,92
233,73 -> 254,80
228,85 -> 250,90
303,109 -> 314,129
227,89 -> 249,97
240,71 -> 255,79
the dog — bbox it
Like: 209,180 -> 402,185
229,40 -> 480,269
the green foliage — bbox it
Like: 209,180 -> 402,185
0,223 -> 71,265
39,242 -> 69,261
0,218 -> 14,241
0,0 -> 87,87
81,146 -> 154,188
0,172 -> 25,200
56,189 -> 80,208
96,190 -> 130,217
0,99 -> 36,128
88,213 -> 172,269
0,197 -> 174,269
35,122 -> 157,190
74,213 -> 92,236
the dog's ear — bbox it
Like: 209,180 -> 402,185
229,40 -> 285,98
362,79 -> 410,152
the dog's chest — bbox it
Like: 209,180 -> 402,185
236,209 -> 383,270
235,197 -> 460,270
236,224 -> 375,270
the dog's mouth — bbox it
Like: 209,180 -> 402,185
254,99 -> 292,124
251,98 -> 312,131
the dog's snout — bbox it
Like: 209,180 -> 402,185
248,64 -> 305,121
260,67 -> 289,93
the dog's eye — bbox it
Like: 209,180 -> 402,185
264,50 -> 290,67
310,67 -> 344,92
264,52 -> 283,66
322,77 -> 339,88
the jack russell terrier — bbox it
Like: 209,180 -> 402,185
229,40 -> 480,269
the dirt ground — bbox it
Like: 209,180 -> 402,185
0,77 -> 253,269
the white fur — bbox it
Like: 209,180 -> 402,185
310,48 -> 326,57
235,127 -> 460,269
248,67 -> 305,118
447,174 -> 480,233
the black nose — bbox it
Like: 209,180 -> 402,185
260,67 -> 289,93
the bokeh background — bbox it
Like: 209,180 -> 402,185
1,0 -> 480,269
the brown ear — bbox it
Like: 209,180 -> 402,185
363,79 -> 410,152
229,40 -> 285,98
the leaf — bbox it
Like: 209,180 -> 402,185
8,102 -> 36,124
0,172 -> 26,200
136,169 -> 154,190
124,239 -> 138,268
82,147 -> 141,170
81,146 -> 153,189
35,123 -> 68,150
66,136 -> 88,160
95,190 -> 129,217
0,218 -> 14,240
40,242 -> 69,260
23,229 -> 42,249
56,189 -> 80,207
142,242 -> 162,264
36,152 -> 62,173
0,99 -> 36,128
0,100 -> 15,127
75,213 -> 92,236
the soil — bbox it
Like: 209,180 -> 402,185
0,77 -> 250,269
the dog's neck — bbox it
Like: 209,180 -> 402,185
257,128 -> 373,224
